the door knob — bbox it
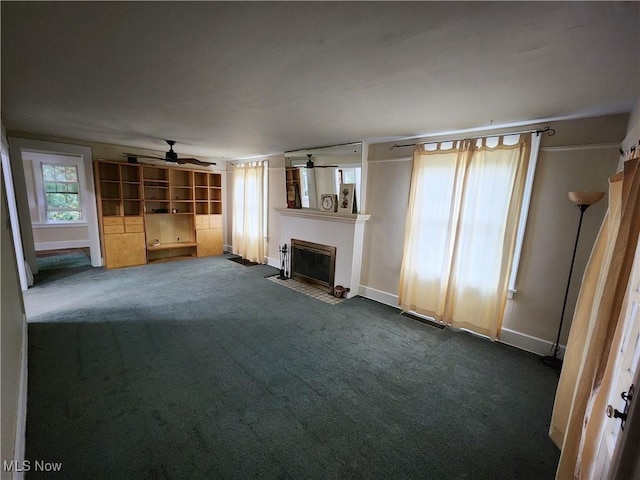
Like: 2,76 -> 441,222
606,404 -> 628,422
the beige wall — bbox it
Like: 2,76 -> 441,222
503,143 -> 617,342
1,167 -> 27,468
622,98 -> 640,154
360,113 -> 628,348
32,225 -> 90,246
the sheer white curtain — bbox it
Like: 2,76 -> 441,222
399,135 -> 531,339
232,161 -> 265,263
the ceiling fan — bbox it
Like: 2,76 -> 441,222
123,140 -> 216,167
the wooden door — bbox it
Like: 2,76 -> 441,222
196,229 -> 223,257
103,233 -> 147,268
593,236 -> 640,478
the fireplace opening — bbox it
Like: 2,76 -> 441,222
290,239 -> 336,291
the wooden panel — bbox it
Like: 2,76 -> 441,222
148,248 -> 195,263
124,216 -> 144,225
209,214 -> 222,229
195,215 -> 209,230
104,233 -> 146,269
125,224 -> 145,233
144,214 -> 193,245
103,217 -> 124,226
104,225 -> 125,234
196,228 -> 223,257
147,241 -> 197,251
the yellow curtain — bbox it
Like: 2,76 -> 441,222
398,135 -> 530,339
550,158 -> 640,479
232,162 -> 265,263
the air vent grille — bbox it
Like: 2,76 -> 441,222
400,311 -> 446,329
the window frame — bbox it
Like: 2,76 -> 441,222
30,152 -> 88,226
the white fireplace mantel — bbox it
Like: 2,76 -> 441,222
275,208 -> 370,224
276,208 -> 370,298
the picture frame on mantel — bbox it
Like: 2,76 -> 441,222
338,183 -> 357,214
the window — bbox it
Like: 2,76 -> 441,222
398,134 -> 535,340
23,151 -> 87,225
41,163 -> 83,221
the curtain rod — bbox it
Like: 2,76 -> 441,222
389,126 -> 556,150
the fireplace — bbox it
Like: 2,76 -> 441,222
290,239 -> 336,291
276,208 -> 370,299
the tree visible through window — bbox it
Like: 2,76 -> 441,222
42,164 -> 83,221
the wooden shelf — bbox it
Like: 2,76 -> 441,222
96,160 -> 224,268
147,241 -> 197,251
148,255 -> 195,264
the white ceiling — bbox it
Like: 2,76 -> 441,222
2,2 -> 639,161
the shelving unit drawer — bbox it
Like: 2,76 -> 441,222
209,215 -> 222,229
103,217 -> 124,226
195,215 -> 209,230
104,225 -> 125,234
124,216 -> 144,225
125,224 -> 145,233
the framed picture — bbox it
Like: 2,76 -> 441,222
338,183 -> 356,214
320,193 -> 338,212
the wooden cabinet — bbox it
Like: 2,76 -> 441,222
95,161 -> 146,269
95,160 -> 224,268
193,172 -> 223,258
195,214 -> 223,257
103,232 -> 147,269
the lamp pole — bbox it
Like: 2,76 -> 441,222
542,191 -> 605,370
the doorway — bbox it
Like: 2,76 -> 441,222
7,138 -> 102,277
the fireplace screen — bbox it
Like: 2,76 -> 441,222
290,239 -> 336,290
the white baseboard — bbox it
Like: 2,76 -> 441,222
13,316 -> 28,480
499,327 -> 565,358
266,256 -> 280,269
35,240 -> 90,251
223,244 -> 233,253
359,285 -> 561,358
359,284 -> 400,308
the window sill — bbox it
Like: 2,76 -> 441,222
32,222 -> 88,229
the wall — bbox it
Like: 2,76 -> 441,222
1,155 -> 28,473
267,155 -> 286,266
621,98 -> 640,157
360,113 -> 628,354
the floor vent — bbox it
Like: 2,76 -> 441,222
400,311 -> 446,329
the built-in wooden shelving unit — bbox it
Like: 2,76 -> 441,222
95,160 -> 223,268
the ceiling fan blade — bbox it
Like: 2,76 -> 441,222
124,142 -> 215,167
178,158 -> 217,166
122,152 -> 164,160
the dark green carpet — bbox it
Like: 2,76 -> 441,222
24,254 -> 560,479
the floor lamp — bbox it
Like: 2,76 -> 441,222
541,191 -> 605,370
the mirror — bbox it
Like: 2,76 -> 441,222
284,143 -> 362,213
